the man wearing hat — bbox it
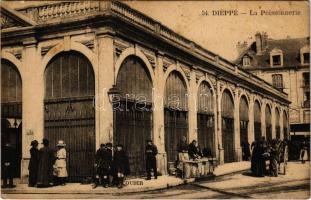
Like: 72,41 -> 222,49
28,140 -> 39,187
113,144 -> 130,188
145,140 -> 158,180
54,140 -> 68,186
1,141 -> 17,188
37,138 -> 55,187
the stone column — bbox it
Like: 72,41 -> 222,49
234,91 -> 242,162
188,69 -> 198,142
248,95 -> 255,144
21,39 -> 44,183
271,103 -> 276,139
213,81 -> 219,160
96,28 -> 115,149
261,100 -> 266,138
280,107 -> 284,140
153,52 -> 167,175
216,81 -> 224,164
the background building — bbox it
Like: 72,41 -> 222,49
1,1 -> 290,182
235,33 -> 310,141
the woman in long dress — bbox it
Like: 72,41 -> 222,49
54,140 -> 68,186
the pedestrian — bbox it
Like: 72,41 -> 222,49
113,144 -> 130,188
269,139 -> 279,177
188,140 -> 202,160
145,140 -> 158,180
37,138 -> 55,188
93,143 -> 105,189
300,140 -> 308,164
1,141 -> 17,188
241,138 -> 251,161
176,136 -> 189,177
252,138 -> 266,177
101,143 -> 113,188
54,140 -> 68,186
28,140 -> 39,187
251,139 -> 258,173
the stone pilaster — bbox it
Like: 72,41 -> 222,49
261,100 -> 266,138
21,40 -> 44,183
188,69 -> 198,142
271,103 -> 276,139
96,28 -> 115,149
234,91 -> 242,162
248,96 -> 255,144
153,52 -> 167,175
216,80 -> 224,164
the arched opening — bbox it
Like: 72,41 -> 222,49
1,59 -> 22,178
283,111 -> 289,139
221,89 -> 235,163
44,51 -> 95,182
254,100 -> 261,140
115,55 -> 153,176
197,81 -> 215,157
275,108 -> 280,139
164,71 -> 188,167
265,105 -> 272,141
239,96 -> 249,144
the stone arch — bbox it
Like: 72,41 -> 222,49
115,47 -> 155,83
163,64 -> 190,92
1,51 -> 24,83
196,76 -> 216,96
42,41 -> 98,76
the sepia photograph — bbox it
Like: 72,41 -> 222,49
0,0 -> 310,199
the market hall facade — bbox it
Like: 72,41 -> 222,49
1,1 -> 290,182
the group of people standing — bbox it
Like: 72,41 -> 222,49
28,139 -> 68,187
251,137 -> 287,177
94,139 -> 158,189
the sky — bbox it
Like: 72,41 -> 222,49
4,1 -> 310,61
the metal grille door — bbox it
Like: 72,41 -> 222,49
44,98 -> 95,182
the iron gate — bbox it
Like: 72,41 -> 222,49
240,120 -> 248,144
44,98 -> 95,182
222,117 -> 234,163
165,109 -> 188,164
114,101 -> 152,177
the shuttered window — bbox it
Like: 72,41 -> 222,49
272,74 -> 283,90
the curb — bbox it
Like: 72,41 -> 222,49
2,178 -> 195,195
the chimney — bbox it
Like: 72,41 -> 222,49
262,32 -> 268,50
255,32 -> 262,55
236,41 -> 248,55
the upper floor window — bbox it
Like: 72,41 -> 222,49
272,74 -> 283,90
270,48 -> 283,67
303,53 -> 310,64
242,56 -> 251,67
303,72 -> 309,87
300,45 -> 310,65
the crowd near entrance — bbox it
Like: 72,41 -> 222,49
44,51 -> 95,182
1,59 -> 22,178
114,56 -> 153,177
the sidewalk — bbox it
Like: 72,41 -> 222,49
2,176 -> 194,194
1,161 -> 251,194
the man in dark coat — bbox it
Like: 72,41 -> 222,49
28,140 -> 39,187
37,138 -> 55,187
241,138 -> 251,161
177,136 -> 188,153
1,142 -> 17,188
145,140 -> 158,180
188,140 -> 202,160
93,143 -> 105,188
101,143 -> 113,188
113,144 -> 130,188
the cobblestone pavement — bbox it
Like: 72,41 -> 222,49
2,161 -> 309,199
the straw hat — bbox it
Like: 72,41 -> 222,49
56,140 -> 66,147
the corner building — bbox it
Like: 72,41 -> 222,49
1,1 -> 290,182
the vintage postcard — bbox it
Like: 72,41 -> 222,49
0,0 -> 310,199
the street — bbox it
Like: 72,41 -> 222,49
2,162 -> 309,199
